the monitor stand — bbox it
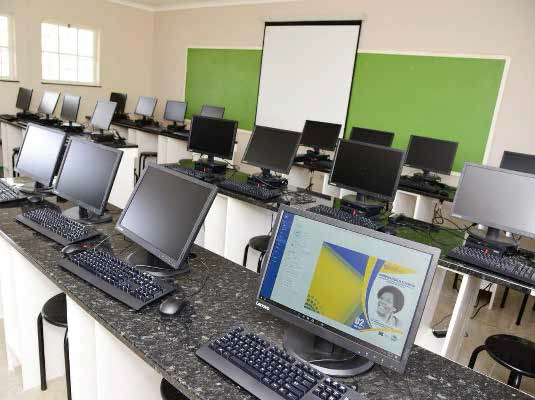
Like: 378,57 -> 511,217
18,182 -> 52,202
283,325 -> 374,377
466,226 -> 517,255
341,194 -> 384,218
62,121 -> 84,133
194,155 -> 227,175
62,206 -> 112,225
247,169 -> 288,189
136,116 -> 154,127
167,121 -> 185,132
413,169 -> 442,184
127,248 -> 193,278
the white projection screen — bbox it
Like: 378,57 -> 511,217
255,21 -> 362,135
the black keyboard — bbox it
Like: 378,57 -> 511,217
0,114 -> 17,121
0,180 -> 27,203
398,177 -> 448,196
59,249 -> 175,310
166,164 -> 211,180
447,246 -> 535,286
197,327 -> 365,400
218,180 -> 282,201
16,208 -> 101,246
307,205 -> 384,231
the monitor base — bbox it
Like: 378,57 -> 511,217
18,182 -> 53,196
341,194 -> 384,218
167,122 -> 186,132
413,170 -> 442,183
62,206 -> 112,225
283,325 -> 374,377
194,158 -> 227,175
465,228 -> 517,256
127,248 -> 192,277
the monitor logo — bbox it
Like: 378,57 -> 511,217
256,302 -> 270,311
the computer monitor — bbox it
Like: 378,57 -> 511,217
15,123 -> 67,195
350,127 -> 395,147
405,135 -> 458,177
452,163 -> 535,242
15,87 -> 33,113
242,126 -> 302,187
164,100 -> 187,131
54,138 -> 123,224
500,151 -> 535,174
330,139 -> 405,216
110,92 -> 127,116
116,164 -> 218,276
37,91 -> 61,118
256,206 -> 439,375
91,101 -> 117,132
300,120 -> 342,152
200,105 -> 225,119
135,96 -> 157,119
60,93 -> 81,124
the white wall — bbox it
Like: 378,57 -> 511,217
0,0 -> 155,122
150,0 -> 535,168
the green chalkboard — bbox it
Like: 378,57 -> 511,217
185,49 -> 505,171
185,48 -> 261,131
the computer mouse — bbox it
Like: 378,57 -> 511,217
27,195 -> 43,203
61,244 -> 86,256
159,297 -> 189,316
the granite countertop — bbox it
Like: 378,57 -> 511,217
0,194 -> 532,400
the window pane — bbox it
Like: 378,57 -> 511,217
77,56 -> 94,83
42,51 -> 59,81
59,54 -> 77,81
59,25 -> 77,55
0,47 -> 9,78
42,23 -> 58,53
0,16 -> 8,47
78,29 -> 94,57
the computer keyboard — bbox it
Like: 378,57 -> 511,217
59,248 -> 175,310
0,114 -> 17,121
307,205 -> 384,231
166,164 -> 212,180
218,180 -> 282,201
16,208 -> 101,246
447,246 -> 535,286
197,327 -> 365,400
0,180 -> 27,203
398,177 -> 448,196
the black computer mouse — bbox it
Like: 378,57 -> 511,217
27,195 -> 43,203
159,297 -> 189,316
61,244 -> 86,256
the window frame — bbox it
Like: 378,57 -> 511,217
40,20 -> 101,87
0,13 -> 18,82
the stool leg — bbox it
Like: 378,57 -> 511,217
37,313 -> 47,391
453,274 -> 460,290
500,287 -> 509,308
12,152 -> 17,178
468,345 -> 486,369
242,244 -> 249,267
516,294 -> 529,326
138,157 -> 143,180
507,371 -> 522,389
64,329 -> 72,400
257,252 -> 265,274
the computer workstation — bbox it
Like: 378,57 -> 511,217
293,120 -> 342,167
350,126 -> 395,147
134,96 -> 158,127
59,93 -> 83,133
36,91 -> 61,125
0,87 -> 34,121
110,92 -> 128,121
89,100 -> 124,143
163,100 -> 188,132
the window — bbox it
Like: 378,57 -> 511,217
0,15 -> 16,80
41,22 -> 99,85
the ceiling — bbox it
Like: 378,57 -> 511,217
108,0 -> 300,12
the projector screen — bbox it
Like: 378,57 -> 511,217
255,21 -> 361,135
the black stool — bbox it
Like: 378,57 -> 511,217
243,235 -> 270,273
137,151 -> 157,182
160,379 -> 187,399
12,146 -> 20,177
468,334 -> 535,389
500,288 -> 533,325
37,293 -> 71,400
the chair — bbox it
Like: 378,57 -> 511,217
468,334 -> 535,389
160,379 -> 188,399
137,151 -> 157,182
12,146 -> 20,177
37,293 -> 71,400
243,235 -> 270,273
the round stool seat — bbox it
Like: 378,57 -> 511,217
160,379 -> 188,400
485,335 -> 535,378
42,293 -> 67,328
249,235 -> 270,252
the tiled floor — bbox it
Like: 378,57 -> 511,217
0,272 -> 534,398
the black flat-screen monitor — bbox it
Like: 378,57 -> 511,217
188,115 -> 237,160
135,96 -> 157,118
330,139 -> 405,201
164,100 -> 187,122
405,135 -> 458,175
200,105 -> 224,119
110,92 -> 127,115
91,101 -> 117,131
350,127 -> 395,147
37,91 -> 60,116
15,123 -> 67,187
60,94 -> 81,122
16,87 -> 33,112
116,164 -> 218,270
242,126 -> 302,174
300,120 -> 342,151
500,151 -> 535,175
54,138 -> 123,216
